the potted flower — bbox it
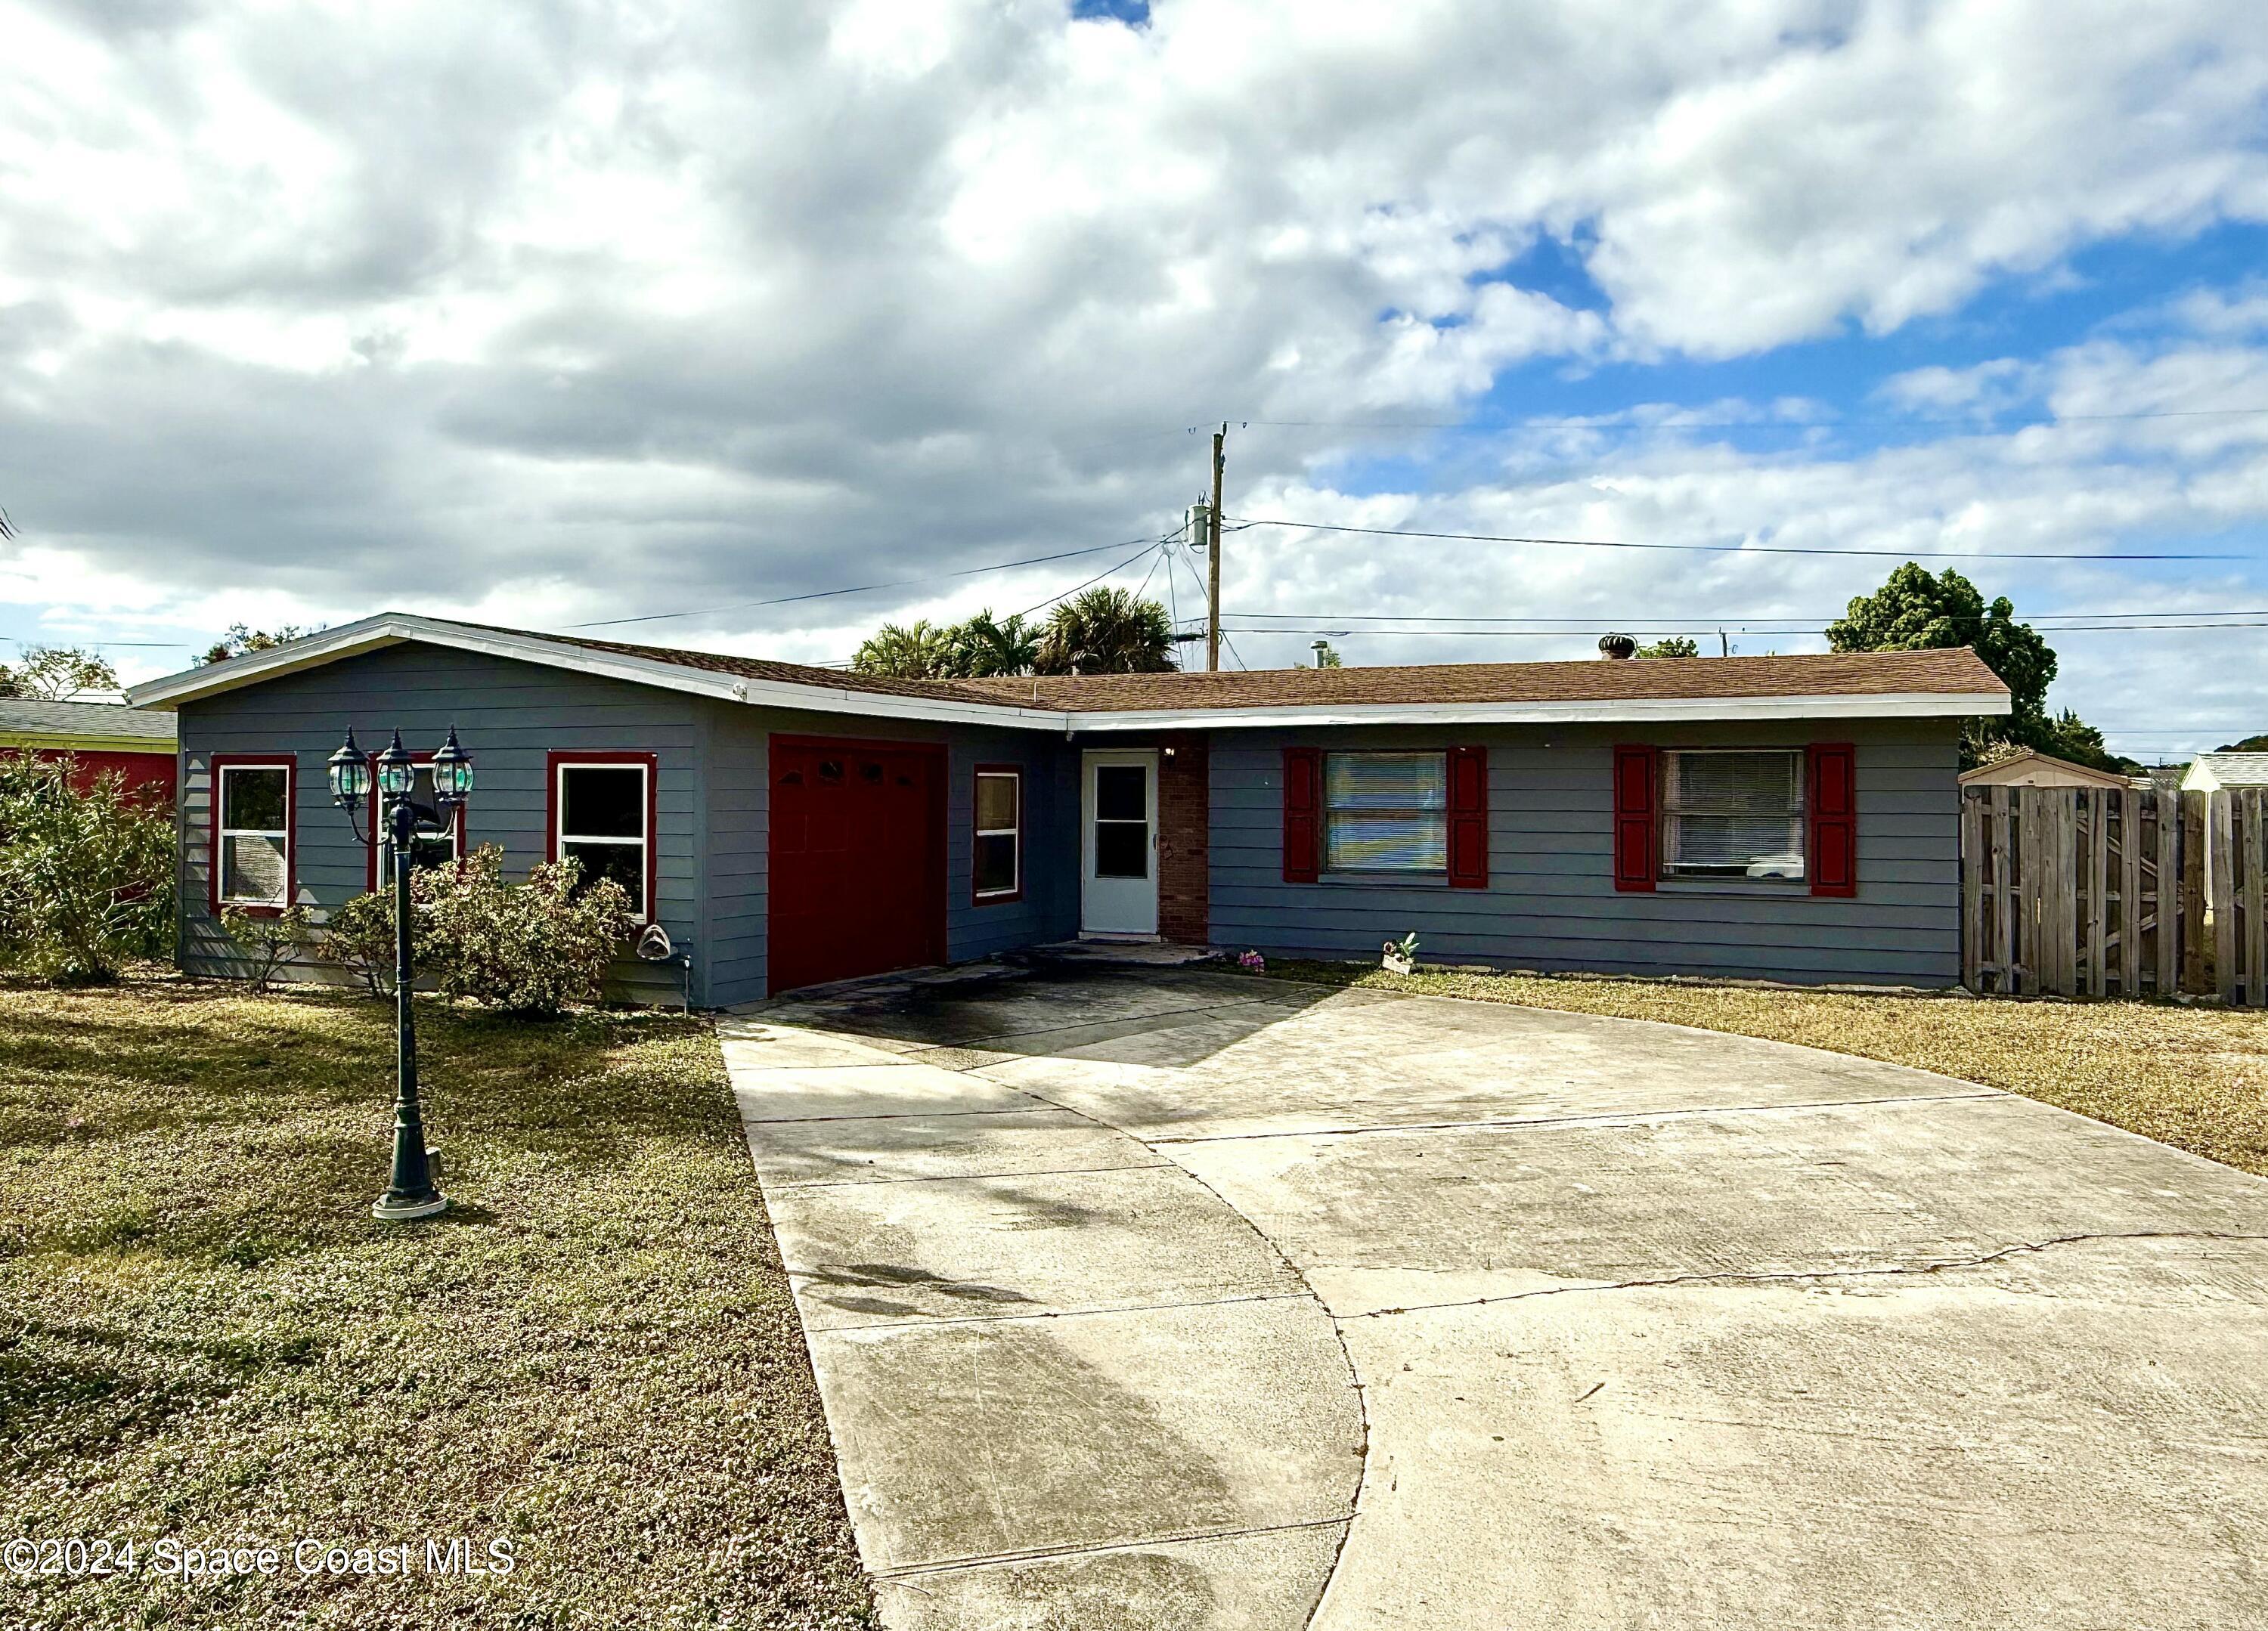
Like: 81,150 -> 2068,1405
1382,932 -> 1419,976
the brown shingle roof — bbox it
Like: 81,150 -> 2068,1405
548,627 -> 2006,712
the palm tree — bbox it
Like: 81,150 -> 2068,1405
850,621 -> 955,679
948,609 -> 1041,677
1034,588 -> 1176,675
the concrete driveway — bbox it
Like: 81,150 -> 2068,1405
723,957 -> 2268,1630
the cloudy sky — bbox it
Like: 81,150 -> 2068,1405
3,0 -> 2266,756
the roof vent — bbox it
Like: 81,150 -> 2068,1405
1597,633 -> 1637,661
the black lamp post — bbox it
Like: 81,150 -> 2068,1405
328,725 -> 473,1222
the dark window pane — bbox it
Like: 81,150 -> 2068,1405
561,766 -> 644,839
1095,764 -> 1146,822
974,833 -> 1018,896
976,772 -> 1018,832
1095,821 -> 1148,879
223,766 -> 287,832
563,840 -> 645,917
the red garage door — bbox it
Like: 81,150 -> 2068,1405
769,737 -> 946,995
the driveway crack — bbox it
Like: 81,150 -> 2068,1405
1351,1230 -> 2268,1319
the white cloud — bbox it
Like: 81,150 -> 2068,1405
0,0 -> 2263,754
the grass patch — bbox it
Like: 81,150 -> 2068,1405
0,975 -> 875,1629
1258,960 -> 2268,1179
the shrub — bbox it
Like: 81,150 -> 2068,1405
0,753 -> 175,985
424,846 -> 632,1016
218,902 -> 314,993
323,880 -> 432,998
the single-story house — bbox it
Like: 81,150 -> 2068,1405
0,696 -> 177,802
124,613 -> 2011,1001
2181,753 -> 2268,798
1957,747 -> 2133,791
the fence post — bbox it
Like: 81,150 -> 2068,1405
2155,789 -> 2180,995
1961,790 -> 1983,990
2215,791 -> 2238,1004
2120,788 -> 2143,997
2057,790 -> 2080,995
2086,789 -> 2109,998
2183,793 -> 2208,995
1992,786 -> 2015,992
2248,789 -> 2266,1008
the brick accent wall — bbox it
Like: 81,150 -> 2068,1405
1157,735 -> 1210,945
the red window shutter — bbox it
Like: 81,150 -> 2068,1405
1612,744 -> 1658,892
1446,746 -> 1487,888
1808,742 -> 1857,897
1283,747 -> 1321,884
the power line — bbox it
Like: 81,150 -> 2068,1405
1226,607 -> 2268,625
1225,515 -> 2242,561
1009,539 -> 1168,621
569,534 -> 1169,630
1226,406 -> 2268,435
1222,621 -> 2268,637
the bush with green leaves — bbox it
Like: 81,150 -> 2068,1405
0,753 -> 175,984
423,846 -> 633,1016
322,876 -> 435,997
324,844 -> 631,1015
218,902 -> 314,993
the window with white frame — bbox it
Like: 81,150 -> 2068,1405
555,760 -> 652,921
1660,750 -> 1806,880
217,763 -> 292,906
974,769 -> 1021,900
1324,751 -> 1447,873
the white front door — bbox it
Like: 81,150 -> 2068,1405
1081,749 -> 1159,936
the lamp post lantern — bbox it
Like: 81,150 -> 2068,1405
330,725 -> 471,1222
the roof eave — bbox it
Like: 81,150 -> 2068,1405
122,614 -> 2009,730
1065,689 -> 2009,732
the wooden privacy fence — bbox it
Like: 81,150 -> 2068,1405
1961,785 -> 2263,1005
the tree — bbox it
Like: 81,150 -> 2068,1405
1635,636 -> 1700,658
1825,563 -> 2136,771
0,645 -> 120,700
0,754 -> 175,984
2217,734 -> 2268,752
1034,588 -> 1176,675
947,609 -> 1040,677
197,624 -> 311,666
851,620 -> 956,679
1826,565 -> 2056,718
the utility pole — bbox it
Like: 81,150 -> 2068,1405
1207,423 -> 1225,672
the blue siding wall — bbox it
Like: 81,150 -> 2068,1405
176,645 -> 1081,1007
178,645 -> 707,1003
1208,719 -> 1963,987
699,704 -> 1077,1006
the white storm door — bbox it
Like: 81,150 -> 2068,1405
1080,750 -> 1159,936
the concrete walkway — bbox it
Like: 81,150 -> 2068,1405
725,961 -> 2268,1629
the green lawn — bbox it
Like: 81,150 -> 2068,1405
0,977 -> 875,1630
1261,960 -> 2268,1181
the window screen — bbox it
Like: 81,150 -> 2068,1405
974,770 -> 1020,899
556,763 -> 649,919
1324,752 -> 1446,872
218,764 -> 290,906
1661,751 -> 1805,880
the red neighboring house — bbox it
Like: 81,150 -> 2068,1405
0,697 -> 177,803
